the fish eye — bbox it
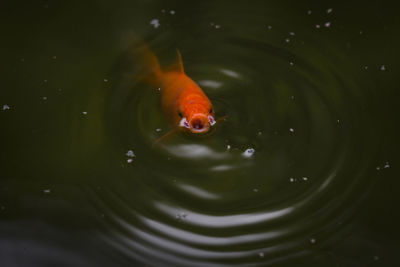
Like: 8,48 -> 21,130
178,111 -> 183,118
209,108 -> 213,113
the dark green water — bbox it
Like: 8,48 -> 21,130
1,0 -> 399,266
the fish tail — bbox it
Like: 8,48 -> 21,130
121,33 -> 163,87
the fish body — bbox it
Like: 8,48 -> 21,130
138,45 -> 215,134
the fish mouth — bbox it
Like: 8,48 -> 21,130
189,115 -> 210,133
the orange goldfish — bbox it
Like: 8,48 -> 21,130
136,43 -> 218,136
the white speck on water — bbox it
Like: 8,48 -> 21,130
127,158 -> 133,163
324,22 -> 331,28
289,177 -> 295,182
2,104 -> 10,111
289,61 -> 294,66
364,66 -> 369,70
337,119 -> 340,123
253,188 -> 259,192
82,111 -> 87,115
384,162 -> 390,168
150,19 -> 160,28
360,30 -> 363,34
126,150 -> 135,158
380,65 -> 386,71
170,10 -> 175,15
176,212 -> 187,220
259,252 -> 265,258
289,128 -> 294,133
310,238 -> 316,244
267,25 -> 272,30
52,56 -> 57,60
373,256 -> 379,261
155,128 -> 162,132
289,32 -> 295,36
316,24 -> 321,29
327,8 -> 333,14
285,38 -> 290,43
44,79 -> 48,83
302,177 -> 308,181
43,189 -> 51,194
376,166 -> 381,171
42,96 -> 47,100
257,131 -> 262,136
307,10 -> 312,15
226,145 -> 231,151
104,78 -> 108,82
291,95 -> 295,100
242,148 -> 255,158
161,9 -> 165,13
215,24 -> 221,29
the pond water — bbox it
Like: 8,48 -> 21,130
1,0 -> 399,266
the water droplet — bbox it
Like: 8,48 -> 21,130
150,19 -> 160,28
126,150 -> 135,157
242,148 -> 255,158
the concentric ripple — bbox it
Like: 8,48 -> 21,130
87,28 -> 379,266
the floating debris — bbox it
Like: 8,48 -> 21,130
302,177 -> 308,181
176,212 -> 187,221
267,25 -> 272,30
2,104 -> 10,111
127,158 -> 133,163
315,24 -> 321,29
226,144 -> 231,151
257,131 -> 262,136
307,10 -> 312,15
170,10 -> 175,15
104,78 -> 108,82
215,24 -> 221,29
380,65 -> 386,71
384,162 -> 390,169
289,177 -> 295,182
289,61 -> 294,66
285,38 -> 290,43
126,150 -> 135,158
155,128 -> 162,132
258,252 -> 265,258
253,188 -> 259,193
150,19 -> 160,28
289,32 -> 295,36
43,189 -> 51,194
242,148 -> 255,158
324,22 -> 331,28
327,8 -> 333,14
310,238 -> 316,244
376,166 -> 381,171
364,66 -> 369,70
289,128 -> 294,133
82,111 -> 87,115
42,96 -> 47,100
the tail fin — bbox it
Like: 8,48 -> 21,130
121,33 -> 163,87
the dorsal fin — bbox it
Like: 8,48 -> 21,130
176,49 -> 184,72
164,49 -> 185,73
